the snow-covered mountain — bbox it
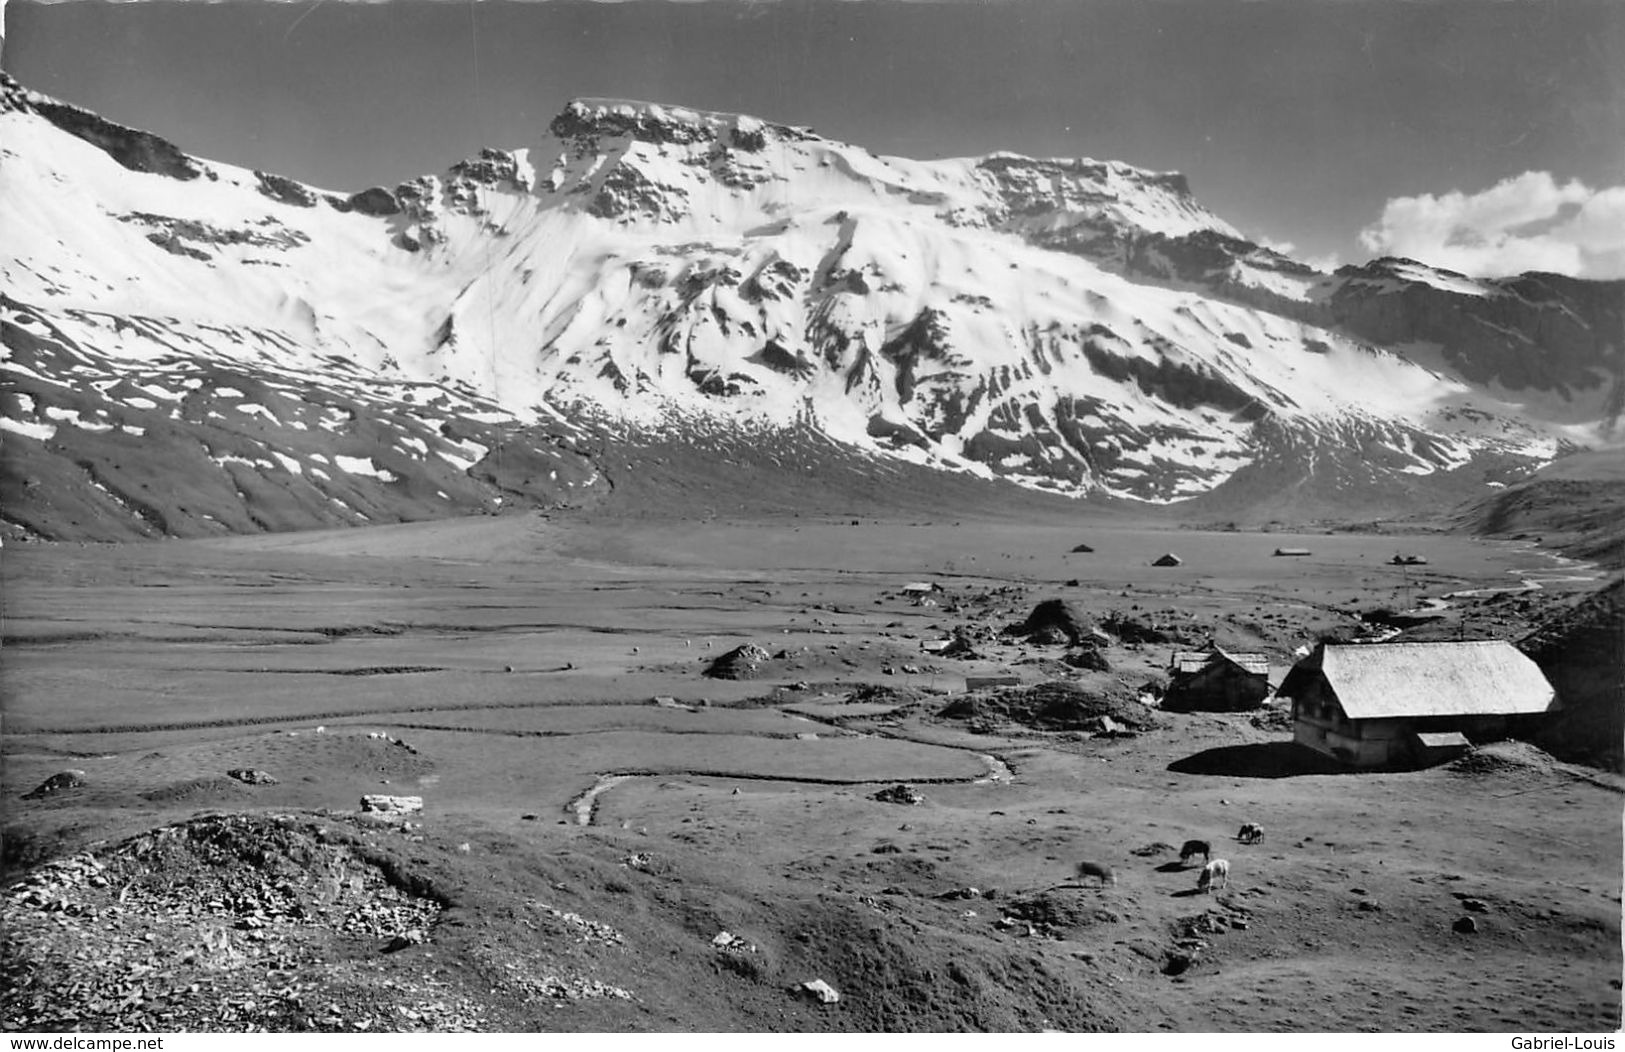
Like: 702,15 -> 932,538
3,76 -> 1621,540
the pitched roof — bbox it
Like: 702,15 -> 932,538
1172,647 -> 1269,676
1280,641 -> 1555,719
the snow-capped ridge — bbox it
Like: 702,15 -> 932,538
3,75 -> 1619,542
1,71 -> 210,182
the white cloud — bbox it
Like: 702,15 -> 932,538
1252,235 -> 1340,274
1359,171 -> 1625,280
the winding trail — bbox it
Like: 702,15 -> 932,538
571,774 -> 635,825
565,748 -> 1015,826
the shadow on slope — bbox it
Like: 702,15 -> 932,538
1167,741 -> 1351,778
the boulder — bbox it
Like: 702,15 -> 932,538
872,783 -> 924,805
22,770 -> 87,799
226,768 -> 279,786
1026,624 -> 1071,646
1102,614 -> 1174,645
384,929 -> 426,953
1007,599 -> 1092,645
939,627 -> 982,659
704,643 -> 771,679
360,794 -> 424,816
1063,644 -> 1111,671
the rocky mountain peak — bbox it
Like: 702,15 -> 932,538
548,98 -> 809,153
3,75 -> 1621,543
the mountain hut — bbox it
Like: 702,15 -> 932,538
1152,553 -> 1183,567
1277,641 -> 1556,768
1162,646 -> 1271,712
1273,547 -> 1312,557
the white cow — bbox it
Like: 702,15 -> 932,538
1197,858 -> 1230,893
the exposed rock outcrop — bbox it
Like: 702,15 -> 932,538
1006,599 -> 1094,646
2,72 -> 205,180
704,643 -> 772,680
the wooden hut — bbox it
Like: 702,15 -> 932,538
1151,552 -> 1183,567
1162,646 -> 1270,712
1277,641 -> 1556,768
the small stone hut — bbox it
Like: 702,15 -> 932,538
1162,646 -> 1270,712
1277,640 -> 1556,768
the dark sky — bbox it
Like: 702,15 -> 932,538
5,0 -> 1622,266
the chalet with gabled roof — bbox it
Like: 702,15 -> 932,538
1277,640 -> 1556,768
1162,645 -> 1271,712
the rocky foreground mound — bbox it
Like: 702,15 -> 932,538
2,813 -> 460,1031
2,807 -> 1165,1032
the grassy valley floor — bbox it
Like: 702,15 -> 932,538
3,511 -> 1619,1032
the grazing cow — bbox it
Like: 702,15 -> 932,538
1179,839 -> 1211,865
1237,823 -> 1265,844
1197,859 -> 1230,893
1075,861 -> 1118,887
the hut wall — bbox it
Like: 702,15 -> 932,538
1294,715 -> 1335,755
1324,726 -> 1405,766
1290,680 -> 1413,766
1292,677 -> 1344,757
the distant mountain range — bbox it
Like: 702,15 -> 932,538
3,75 -> 1621,540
